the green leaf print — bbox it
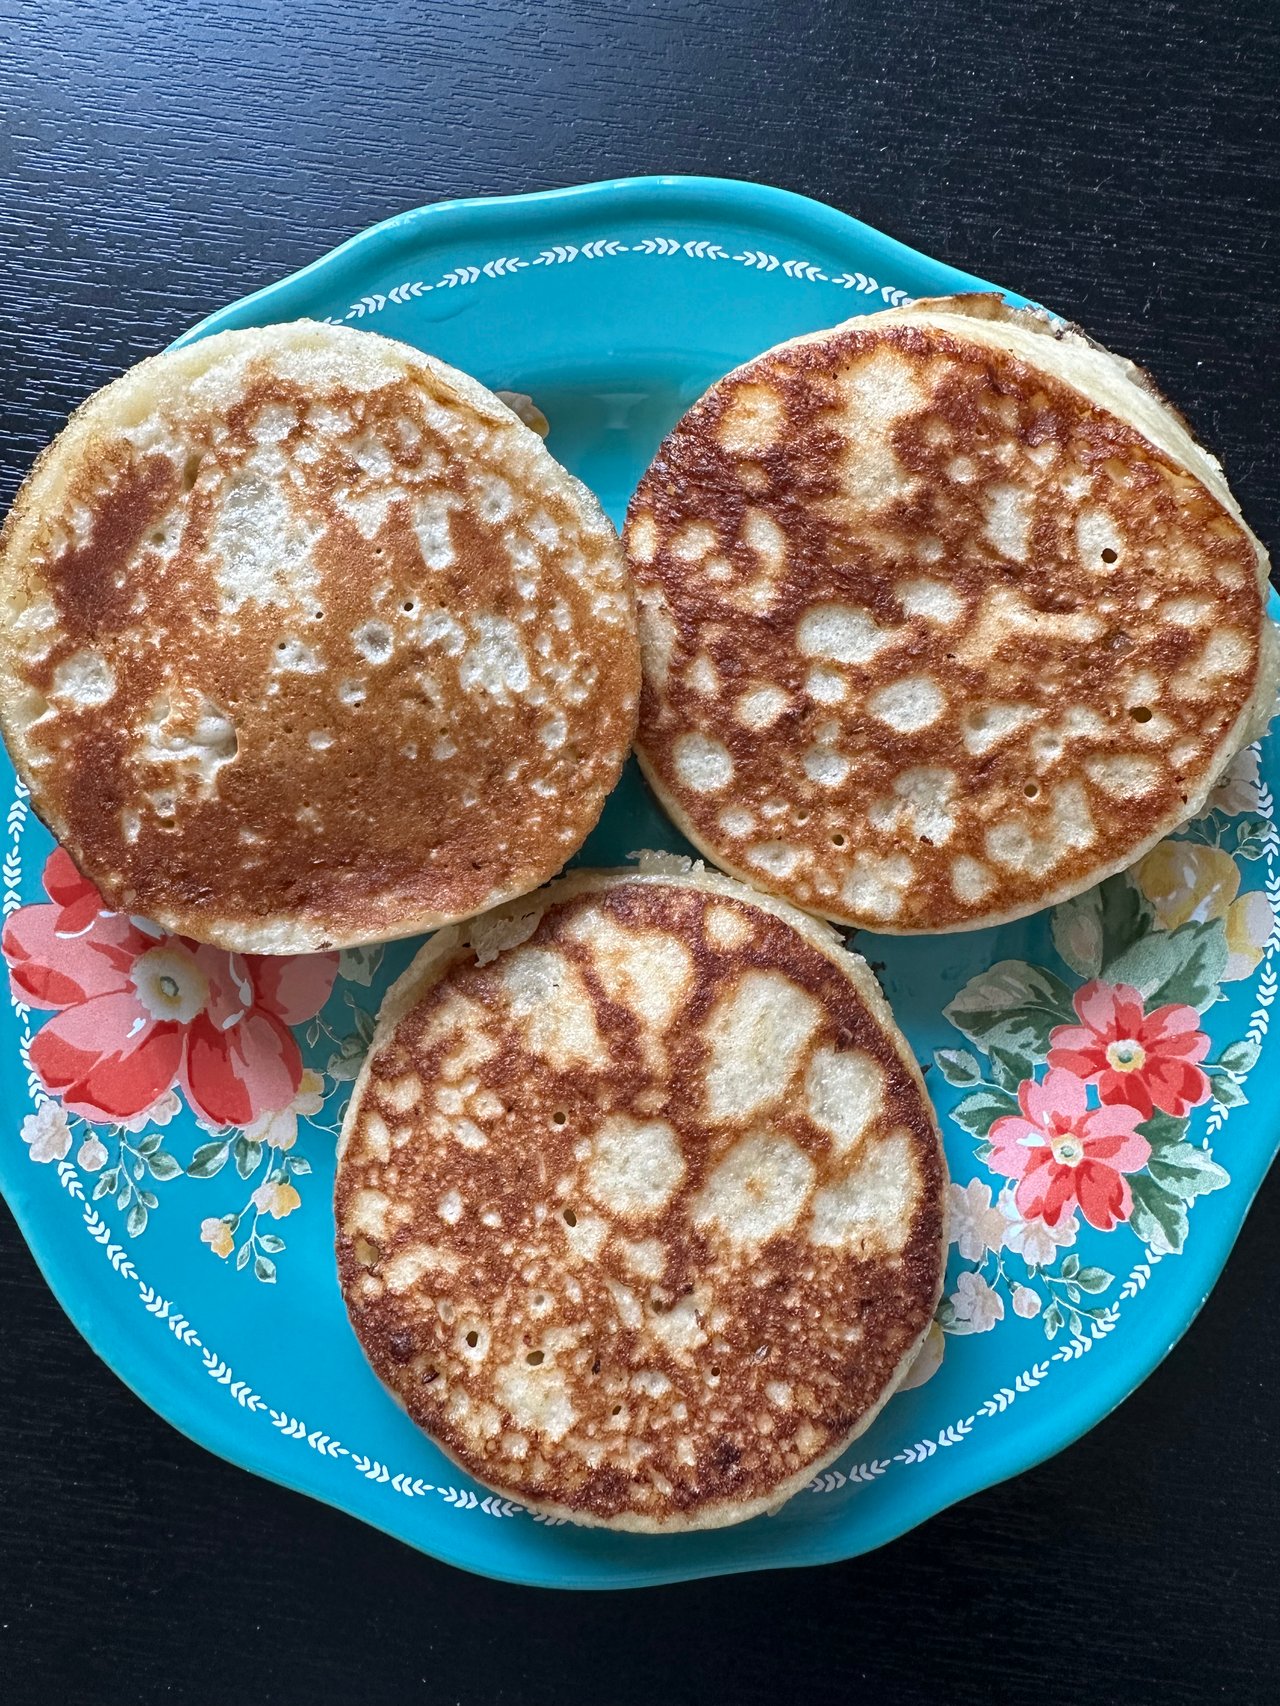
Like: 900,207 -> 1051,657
933,1047 -> 983,1087
943,960 -> 1075,1061
1128,1173 -> 1190,1256
1102,917 -> 1227,1012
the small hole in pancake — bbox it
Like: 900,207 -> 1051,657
562,1208 -> 577,1226
422,1367 -> 439,1384
831,833 -> 846,848
402,600 -> 416,614
1101,547 -> 1118,564
1024,782 -> 1040,799
649,1293 -> 667,1314
525,1350 -> 544,1366
552,1110 -> 567,1127
465,1330 -> 479,1348
312,608 -> 325,622
1130,705 -> 1153,723
612,1404 -> 623,1416
591,1359 -> 601,1375
149,530 -> 165,546
754,1345 -> 769,1361
181,454 -> 201,491
710,1365 -> 721,1381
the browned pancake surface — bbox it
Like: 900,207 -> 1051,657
626,306 -> 1268,931
335,871 -> 945,1531
0,323 -> 638,950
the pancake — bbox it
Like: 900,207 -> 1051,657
335,864 -> 946,1532
0,321 -> 638,952
626,294 -> 1277,934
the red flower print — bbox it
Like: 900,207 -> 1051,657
3,849 -> 338,1128
988,1068 -> 1151,1233
1047,979 -> 1210,1120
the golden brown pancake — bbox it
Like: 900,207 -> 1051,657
335,866 -> 946,1532
626,294 -> 1277,933
0,322 -> 638,951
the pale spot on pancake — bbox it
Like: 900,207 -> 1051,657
985,781 -> 1096,876
868,766 -> 956,845
1160,597 -> 1215,631
747,841 -> 803,880
475,473 -> 514,525
346,1187 -> 390,1242
617,1237 -> 665,1281
141,689 -> 239,795
636,589 -> 676,689
50,648 -> 115,707
895,577 -> 962,624
705,903 -> 752,950
210,472 -> 320,611
274,638 -> 322,675
843,852 -> 913,921
411,493 -> 457,570
383,1242 -> 458,1292
251,402 -> 299,442
649,1286 -> 711,1358
458,615 -> 531,701
629,513 -> 658,565
564,1212 -> 606,1262
951,855 -> 995,904
963,702 -> 1038,757
567,911 -> 693,1037
766,1380 -> 793,1408
1085,753 -> 1161,796
736,685 -> 789,730
805,666 -> 847,705
499,947 -> 606,1069
984,482 -> 1034,561
438,1188 -> 463,1225
810,1129 -> 917,1254
1075,506 -> 1122,566
866,675 -> 945,734
308,729 -> 333,751
717,805 -> 755,837
805,1048 -> 885,1156
672,732 -> 733,793
804,745 -> 850,786
586,1115 -> 685,1218
797,603 -> 898,665
1174,627 -> 1251,698
363,1110 -> 391,1162
946,454 -> 977,484
742,508 -> 786,570
338,677 -> 366,707
496,1359 -> 577,1443
702,970 -> 822,1122
694,1131 -> 816,1248
671,520 -> 718,562
686,653 -> 719,696
538,714 -> 566,750
352,621 -> 393,665
418,609 -> 466,654
717,382 -> 784,454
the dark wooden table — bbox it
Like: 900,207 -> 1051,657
2,4 -> 1277,1702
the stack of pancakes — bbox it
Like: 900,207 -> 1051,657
2,296 -> 1270,1532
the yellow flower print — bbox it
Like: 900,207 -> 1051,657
1223,889 -> 1276,981
200,1216 -> 235,1258
251,1180 -> 302,1220
1135,841 -> 1239,931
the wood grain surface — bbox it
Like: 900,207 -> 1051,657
1,3 -> 1277,1702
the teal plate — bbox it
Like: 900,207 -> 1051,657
2,177 -> 1277,1590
